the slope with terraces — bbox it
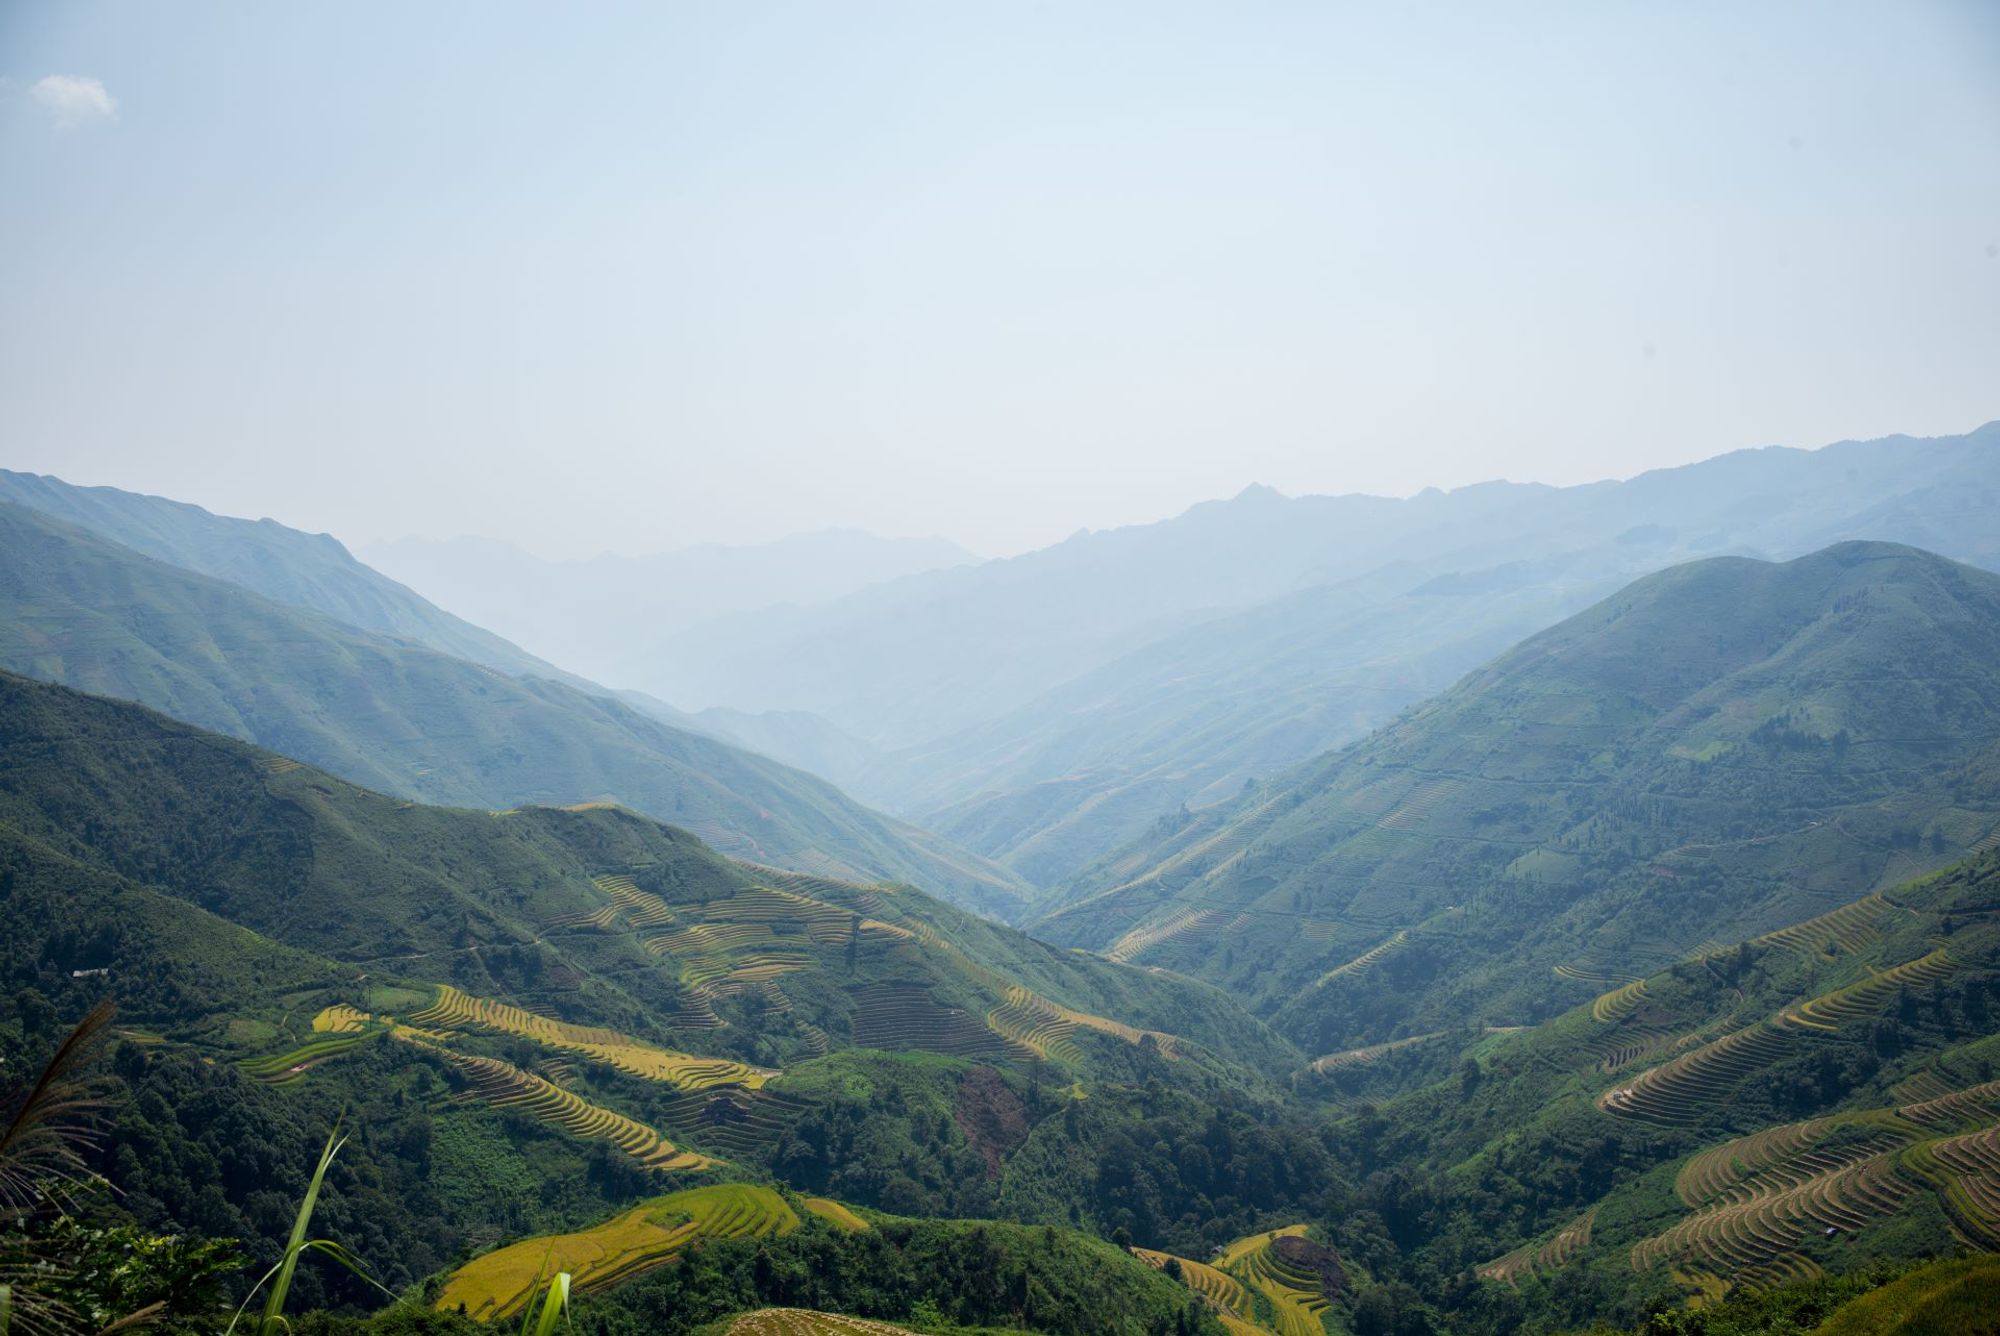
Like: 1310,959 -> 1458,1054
1312,843 -> 2000,1321
1033,543 -> 2000,1059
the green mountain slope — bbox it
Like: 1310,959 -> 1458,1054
0,498 -> 1027,914
1034,543 -> 2000,1057
0,669 -> 1331,1308
0,667 -> 1279,1075
1298,847 -> 2000,1328
0,468 -> 577,682
884,562 -> 1616,887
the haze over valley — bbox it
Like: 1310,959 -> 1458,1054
5,4 -> 2000,1335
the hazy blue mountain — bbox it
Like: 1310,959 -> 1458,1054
827,424 -> 2000,886
0,499 -> 1028,914
358,529 -> 980,693
681,703 -> 883,785
0,469 -> 577,683
1032,542 -> 2000,1054
863,561 -> 1620,886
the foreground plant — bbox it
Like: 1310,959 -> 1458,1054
225,1125 -> 391,1336
0,1001 -> 115,1336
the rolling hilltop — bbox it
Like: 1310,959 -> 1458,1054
0,497 -> 1026,915
1035,542 -> 2000,1058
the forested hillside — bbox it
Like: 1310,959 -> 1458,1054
0,499 -> 1026,914
1037,543 -> 2000,1058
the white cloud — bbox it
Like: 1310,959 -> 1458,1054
31,74 -> 118,130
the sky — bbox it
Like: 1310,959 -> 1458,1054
2,2 -> 1996,560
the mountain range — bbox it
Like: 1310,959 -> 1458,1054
634,424 -> 2000,890
7,427 -> 2000,1335
0,491 -> 1027,915
1034,541 -> 2000,1053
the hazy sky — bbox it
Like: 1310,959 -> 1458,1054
3,3 -> 1996,559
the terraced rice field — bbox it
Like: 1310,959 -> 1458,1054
1600,953 -> 1960,1125
1677,1116 -> 1848,1208
406,984 -> 769,1089
610,881 -> 912,1001
1645,1080 -> 2000,1279
1676,1114 -> 1921,1212
1377,777 -> 1458,830
654,1087 -> 810,1159
1312,931 -> 1407,989
1733,1252 -> 1824,1293
986,984 -> 1179,1064
240,1032 -> 370,1083
800,1198 -> 869,1232
1597,1023 -> 1802,1125
1901,1121 -> 2000,1248
1890,1070 -> 1958,1104
1477,1208 -> 1596,1286
732,863 -> 883,904
1896,1078 -> 2000,1130
1775,948 -> 1955,1031
1591,979 -> 1650,1024
1301,1032 -> 1445,1077
311,1003 -> 373,1033
591,874 -> 679,930
849,984 -> 1013,1060
1631,1150 -> 1914,1276
545,901 -> 623,932
437,1184 -> 800,1319
1553,961 -> 1641,987
1107,908 -> 1223,964
1754,894 -> 1894,958
701,887 -> 901,943
1586,1026 -> 1697,1073
1218,1226 -> 1332,1336
1133,1249 -> 1266,1334
724,1312 -> 919,1335
420,1044 -> 714,1172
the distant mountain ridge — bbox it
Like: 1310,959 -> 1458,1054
359,528 -> 980,695
815,423 -> 2000,888
0,469 -> 579,683
0,497 -> 1028,914
1034,541 -> 2000,1053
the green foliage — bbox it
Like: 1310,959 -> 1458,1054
35,1221 -> 243,1334
573,1215 -> 1223,1336
228,1126 -> 388,1336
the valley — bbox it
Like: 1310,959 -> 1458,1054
6,433 -> 2000,1336
9,10 -> 1997,1330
